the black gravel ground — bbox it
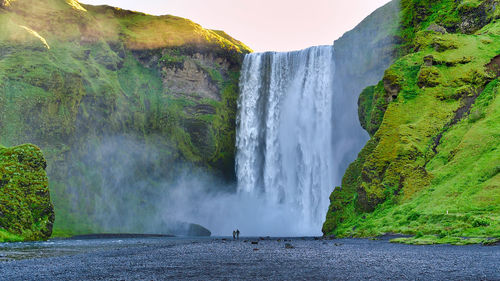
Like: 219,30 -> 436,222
0,237 -> 499,280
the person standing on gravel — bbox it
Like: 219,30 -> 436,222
236,229 -> 240,240
233,230 -> 236,240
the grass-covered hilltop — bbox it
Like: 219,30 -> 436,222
323,0 -> 500,245
0,0 -> 251,239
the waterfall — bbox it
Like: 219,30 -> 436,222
236,46 -> 338,235
143,45 -> 369,237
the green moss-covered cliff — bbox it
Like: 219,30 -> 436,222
0,0 -> 251,235
323,0 -> 500,244
0,144 -> 54,242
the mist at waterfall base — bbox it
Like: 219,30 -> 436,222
73,45 -> 368,237
72,136 -> 313,236
234,45 -> 366,236
168,46 -> 367,236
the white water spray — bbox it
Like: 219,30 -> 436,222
80,46 -> 368,237
84,46 -> 367,237
236,46 -> 337,235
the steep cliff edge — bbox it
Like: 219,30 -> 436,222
324,0 -> 500,244
0,0 -> 251,235
329,0 -> 401,179
0,144 -> 54,242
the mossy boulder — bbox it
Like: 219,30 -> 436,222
431,37 -> 458,52
427,23 -> 447,34
0,144 -> 54,242
417,66 -> 441,87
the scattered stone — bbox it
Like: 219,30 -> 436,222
253,248 -> 259,251
427,24 -> 447,34
251,241 -> 258,245
423,55 -> 434,66
325,235 -> 336,240
285,243 -> 294,249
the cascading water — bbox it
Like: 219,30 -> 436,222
236,46 -> 337,235
159,45 -> 369,237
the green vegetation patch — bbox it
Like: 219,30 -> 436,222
0,0 -> 250,235
323,2 -> 500,244
0,144 -> 54,242
0,228 -> 24,243
390,235 -> 493,245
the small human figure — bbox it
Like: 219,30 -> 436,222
236,229 -> 240,240
232,230 -> 236,240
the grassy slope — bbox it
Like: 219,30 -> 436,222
0,0 -> 250,237
323,0 -> 500,244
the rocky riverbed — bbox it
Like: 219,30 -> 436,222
0,236 -> 499,280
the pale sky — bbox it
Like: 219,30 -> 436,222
79,0 -> 392,52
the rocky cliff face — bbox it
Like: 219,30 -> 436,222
323,0 -> 500,244
329,0 -> 401,179
0,144 -> 54,242
0,0 -> 250,234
